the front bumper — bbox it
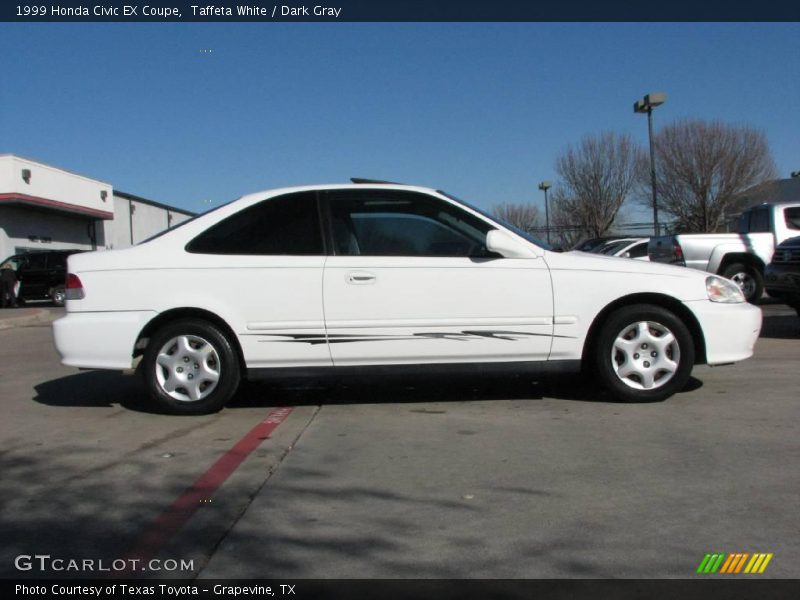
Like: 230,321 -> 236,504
53,310 -> 157,370
684,300 -> 762,365
765,263 -> 800,302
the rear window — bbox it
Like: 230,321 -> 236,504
628,241 -> 649,258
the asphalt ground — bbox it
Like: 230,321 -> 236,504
0,304 -> 798,580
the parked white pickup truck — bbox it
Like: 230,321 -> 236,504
648,202 -> 800,302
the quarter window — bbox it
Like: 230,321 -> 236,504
186,192 -> 323,255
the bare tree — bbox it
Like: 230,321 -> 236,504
642,119 -> 777,232
552,132 -> 643,245
549,191 -> 593,248
491,202 -> 540,232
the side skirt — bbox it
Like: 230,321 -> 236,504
246,360 -> 582,382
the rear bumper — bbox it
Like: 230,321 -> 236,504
683,300 -> 762,365
53,310 -> 157,370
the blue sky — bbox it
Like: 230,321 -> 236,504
1,23 -> 798,221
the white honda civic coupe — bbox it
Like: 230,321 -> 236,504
53,182 -> 761,414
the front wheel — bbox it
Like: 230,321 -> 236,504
593,304 -> 695,403
142,319 -> 241,415
721,263 -> 764,304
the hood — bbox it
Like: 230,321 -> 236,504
545,249 -> 702,280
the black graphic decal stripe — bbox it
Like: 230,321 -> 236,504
249,329 -> 577,344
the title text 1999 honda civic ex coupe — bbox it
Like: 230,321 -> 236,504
53,182 -> 762,414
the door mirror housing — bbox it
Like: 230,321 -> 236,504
485,229 -> 537,259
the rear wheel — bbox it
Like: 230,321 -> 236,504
593,304 -> 695,403
142,319 -> 241,415
721,263 -> 763,304
52,286 -> 66,306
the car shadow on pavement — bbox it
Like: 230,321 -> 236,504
231,372 -> 703,408
760,313 -> 800,339
33,371 -> 704,414
33,370 -> 156,413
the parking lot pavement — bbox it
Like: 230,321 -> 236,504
0,306 -> 62,330
0,322 -> 319,579
1,305 -> 798,579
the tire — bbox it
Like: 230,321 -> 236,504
142,318 -> 241,415
721,263 -> 764,304
593,304 -> 695,403
52,286 -> 66,307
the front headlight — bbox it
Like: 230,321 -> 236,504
706,275 -> 745,303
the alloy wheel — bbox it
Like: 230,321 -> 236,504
729,271 -> 756,300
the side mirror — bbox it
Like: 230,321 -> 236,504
485,229 -> 536,259
622,251 -> 631,259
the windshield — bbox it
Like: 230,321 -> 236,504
597,240 -> 630,255
437,191 -> 553,251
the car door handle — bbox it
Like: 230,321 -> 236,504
346,271 -> 377,285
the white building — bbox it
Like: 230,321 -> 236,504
0,155 -> 194,260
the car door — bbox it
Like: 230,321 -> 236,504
182,190 -> 330,369
321,189 -> 553,366
17,253 -> 48,299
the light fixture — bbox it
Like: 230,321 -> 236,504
634,92 -> 666,236
538,181 -> 552,245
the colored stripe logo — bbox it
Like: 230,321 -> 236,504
697,553 -> 773,574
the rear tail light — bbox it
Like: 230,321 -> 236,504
673,242 -> 684,262
65,273 -> 85,300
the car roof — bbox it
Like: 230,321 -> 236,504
236,182 -> 438,205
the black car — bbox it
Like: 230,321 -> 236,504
2,250 -> 84,306
765,236 -> 800,315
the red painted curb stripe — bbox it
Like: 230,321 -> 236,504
123,407 -> 294,566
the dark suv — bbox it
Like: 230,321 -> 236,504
2,250 -> 84,306
765,236 -> 800,316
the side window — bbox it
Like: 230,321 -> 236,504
24,254 -> 47,270
736,212 -> 751,234
785,207 -> 800,230
47,253 -> 68,270
749,209 -> 770,233
186,192 -> 323,255
327,190 -> 492,257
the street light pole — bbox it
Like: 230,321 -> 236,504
634,92 -> 666,237
538,181 -> 552,244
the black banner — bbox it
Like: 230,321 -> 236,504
5,579 -> 800,600
2,1 -> 800,22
